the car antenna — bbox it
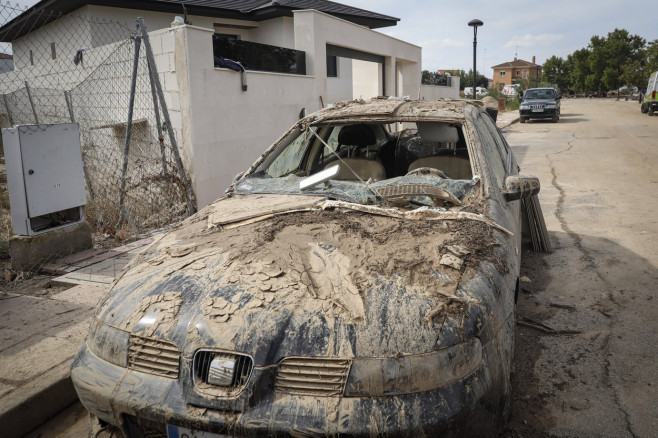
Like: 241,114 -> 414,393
307,128 -> 382,200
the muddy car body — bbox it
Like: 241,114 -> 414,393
71,98 -> 539,437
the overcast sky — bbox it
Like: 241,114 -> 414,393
342,0 -> 657,76
10,0 -> 658,77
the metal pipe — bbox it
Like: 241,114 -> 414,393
3,94 -> 14,126
468,19 -> 483,99
146,57 -> 168,176
137,17 -> 196,216
64,90 -> 75,123
118,35 -> 142,228
24,80 -> 39,124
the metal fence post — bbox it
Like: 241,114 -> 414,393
64,90 -> 75,123
137,17 -> 196,216
118,35 -> 142,228
24,81 -> 39,124
146,58 -> 168,176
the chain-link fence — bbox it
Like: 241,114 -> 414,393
0,1 -> 195,247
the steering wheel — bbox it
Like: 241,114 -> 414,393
405,167 -> 452,179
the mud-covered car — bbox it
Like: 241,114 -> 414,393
519,87 -> 561,123
71,98 -> 541,437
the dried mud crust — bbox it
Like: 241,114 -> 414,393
124,206 -> 507,330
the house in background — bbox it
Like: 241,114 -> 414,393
0,0 -> 439,207
491,56 -> 542,89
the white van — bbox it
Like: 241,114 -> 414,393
464,87 -> 487,98
640,70 -> 658,116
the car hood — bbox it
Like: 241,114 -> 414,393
96,194 -> 508,364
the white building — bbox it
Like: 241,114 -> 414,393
0,0 -> 458,207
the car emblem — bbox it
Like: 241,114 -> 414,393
208,356 -> 236,386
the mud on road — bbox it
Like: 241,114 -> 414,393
501,98 -> 658,438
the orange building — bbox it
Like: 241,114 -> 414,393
491,56 -> 542,89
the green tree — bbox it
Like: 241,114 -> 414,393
569,48 -> 591,93
543,55 -> 571,91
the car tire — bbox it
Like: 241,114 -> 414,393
552,116 -> 559,123
649,108 -> 655,117
641,103 -> 648,114
88,413 -> 118,438
520,117 -> 526,124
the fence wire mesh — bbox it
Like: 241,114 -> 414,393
0,1 -> 194,247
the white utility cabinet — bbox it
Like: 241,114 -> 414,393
3,123 -> 87,236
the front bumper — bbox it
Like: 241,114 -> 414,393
71,340 -> 506,437
519,107 -> 558,119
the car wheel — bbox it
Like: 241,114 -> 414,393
88,413 -> 118,438
520,117 -> 526,124
641,103 -> 648,114
552,116 -> 559,123
649,108 -> 655,117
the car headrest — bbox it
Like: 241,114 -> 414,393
338,124 -> 376,146
417,123 -> 459,143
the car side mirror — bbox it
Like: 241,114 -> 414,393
503,175 -> 540,202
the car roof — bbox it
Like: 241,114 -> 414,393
302,98 -> 477,125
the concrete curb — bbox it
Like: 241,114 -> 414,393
0,284 -> 107,437
0,363 -> 78,438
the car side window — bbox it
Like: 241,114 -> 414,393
475,114 -> 507,189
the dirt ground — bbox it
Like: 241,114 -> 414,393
501,98 -> 657,438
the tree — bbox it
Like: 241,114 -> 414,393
569,48 -> 591,93
543,55 -> 571,91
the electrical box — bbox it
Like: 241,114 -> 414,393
3,123 -> 87,236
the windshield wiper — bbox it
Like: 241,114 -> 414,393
306,128 -> 383,202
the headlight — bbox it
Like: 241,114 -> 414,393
343,338 -> 482,396
519,105 -> 530,110
544,104 -> 556,109
87,317 -> 129,367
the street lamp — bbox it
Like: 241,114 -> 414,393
468,19 -> 483,99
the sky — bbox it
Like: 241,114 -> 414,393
9,0 -> 658,76
341,0 -> 657,76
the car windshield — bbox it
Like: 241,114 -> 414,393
525,89 -> 555,100
235,121 -> 477,209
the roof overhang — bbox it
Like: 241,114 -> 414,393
0,0 -> 399,42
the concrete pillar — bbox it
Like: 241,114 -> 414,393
384,56 -> 396,97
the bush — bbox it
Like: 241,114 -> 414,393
506,99 -> 519,111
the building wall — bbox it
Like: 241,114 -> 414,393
172,11 -> 422,207
169,25 -> 324,206
419,76 -> 460,100
293,10 -> 421,99
493,66 -> 542,88
351,59 -> 381,99
326,57 -> 353,102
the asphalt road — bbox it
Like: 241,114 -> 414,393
28,98 -> 658,438
502,97 -> 658,438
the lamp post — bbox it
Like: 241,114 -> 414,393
468,19 -> 483,99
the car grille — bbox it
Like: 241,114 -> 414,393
128,334 -> 180,378
275,357 -> 351,396
193,350 -> 253,394
528,104 -> 544,109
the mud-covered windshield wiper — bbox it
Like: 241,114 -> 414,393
305,128 -> 383,202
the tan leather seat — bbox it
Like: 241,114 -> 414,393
408,156 -> 472,179
325,158 -> 387,181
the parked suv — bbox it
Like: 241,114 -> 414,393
519,87 -> 561,123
